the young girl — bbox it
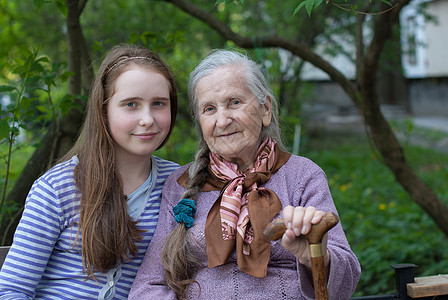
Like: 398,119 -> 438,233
0,44 -> 179,299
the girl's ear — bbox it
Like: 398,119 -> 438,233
262,96 -> 272,127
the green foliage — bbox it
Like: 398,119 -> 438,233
293,0 -> 395,16
302,132 -> 448,296
0,48 -> 73,228
0,143 -> 34,214
1,0 -> 446,296
294,0 -> 323,16
1,48 -> 73,136
215,0 -> 245,5
154,117 -> 198,166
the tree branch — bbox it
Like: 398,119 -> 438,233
165,0 -> 360,106
364,0 -> 411,74
79,0 -> 89,15
355,1 -> 373,79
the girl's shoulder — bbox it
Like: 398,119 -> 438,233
152,156 -> 180,173
37,156 -> 78,184
168,163 -> 191,180
27,156 -> 79,208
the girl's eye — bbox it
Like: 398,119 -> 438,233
152,99 -> 169,108
125,102 -> 137,108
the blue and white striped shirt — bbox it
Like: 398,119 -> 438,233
0,155 -> 179,299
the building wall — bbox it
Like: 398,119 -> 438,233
300,0 -> 448,117
306,78 -> 448,117
408,77 -> 448,116
424,0 -> 448,77
400,0 -> 448,116
401,0 -> 448,78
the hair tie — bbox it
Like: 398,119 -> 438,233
105,56 -> 155,76
173,199 -> 196,228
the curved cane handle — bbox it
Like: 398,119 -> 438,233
263,212 -> 339,300
263,212 -> 339,243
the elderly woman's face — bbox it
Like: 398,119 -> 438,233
195,65 -> 272,170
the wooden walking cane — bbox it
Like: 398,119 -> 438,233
263,212 -> 339,300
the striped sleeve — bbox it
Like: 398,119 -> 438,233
0,156 -> 180,299
118,156 -> 180,293
0,163 -> 69,298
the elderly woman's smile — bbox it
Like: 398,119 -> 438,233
195,65 -> 272,171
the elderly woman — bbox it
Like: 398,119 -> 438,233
129,50 -> 361,299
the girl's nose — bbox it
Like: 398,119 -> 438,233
139,110 -> 154,127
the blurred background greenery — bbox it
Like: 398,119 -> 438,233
1,0 -> 447,296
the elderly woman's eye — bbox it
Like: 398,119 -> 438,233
203,106 -> 215,113
230,99 -> 241,106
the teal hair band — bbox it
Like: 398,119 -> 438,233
173,198 -> 196,228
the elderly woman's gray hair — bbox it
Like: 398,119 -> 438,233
188,49 -> 283,147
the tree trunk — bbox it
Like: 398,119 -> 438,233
358,1 -> 448,236
1,0 -> 91,245
164,0 -> 448,238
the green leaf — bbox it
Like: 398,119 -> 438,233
59,71 -> 74,82
293,1 -> 307,15
295,0 -> 325,16
36,105 -> 49,113
407,121 -> 413,133
33,0 -> 46,10
305,0 -> 314,16
0,86 -> 17,93
11,65 -> 23,75
36,56 -> 50,64
55,0 -> 67,17
214,0 -> 244,5
0,119 -> 10,139
10,126 -> 20,135
23,52 -> 38,73
20,96 -> 33,111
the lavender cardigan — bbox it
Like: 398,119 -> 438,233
129,155 -> 361,299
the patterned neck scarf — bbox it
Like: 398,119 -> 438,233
210,137 -> 275,253
204,137 -> 291,278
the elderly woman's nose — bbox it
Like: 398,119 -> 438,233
215,108 -> 232,127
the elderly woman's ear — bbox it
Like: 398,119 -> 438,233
262,96 -> 273,127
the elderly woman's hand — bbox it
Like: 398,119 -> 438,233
280,206 -> 330,270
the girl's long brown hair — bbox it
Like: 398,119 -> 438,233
65,44 -> 177,279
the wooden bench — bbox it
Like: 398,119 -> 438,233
0,246 -> 10,269
352,264 -> 448,299
408,274 -> 448,298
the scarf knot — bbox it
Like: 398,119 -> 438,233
205,137 -> 291,278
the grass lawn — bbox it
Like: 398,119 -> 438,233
301,126 -> 448,296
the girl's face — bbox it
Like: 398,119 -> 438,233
107,66 -> 171,163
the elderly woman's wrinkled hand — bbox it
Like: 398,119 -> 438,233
280,205 -> 329,269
